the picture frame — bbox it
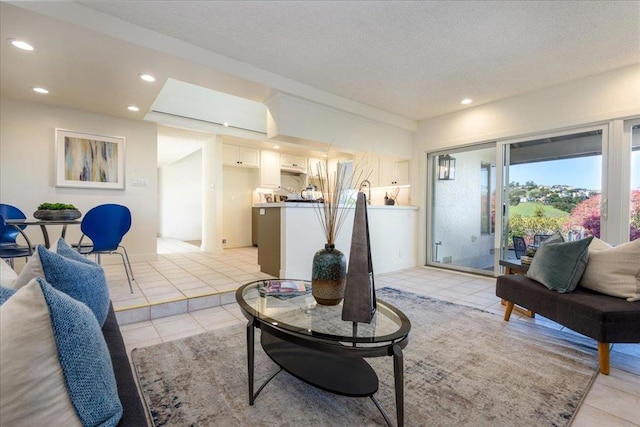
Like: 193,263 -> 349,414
55,129 -> 125,189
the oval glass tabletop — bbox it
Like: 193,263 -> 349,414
236,279 -> 410,344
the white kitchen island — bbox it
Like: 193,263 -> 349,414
253,202 -> 418,280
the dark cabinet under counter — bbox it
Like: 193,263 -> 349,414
255,206 -> 281,277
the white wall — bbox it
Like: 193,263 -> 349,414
415,65 -> 640,150
0,97 -> 158,261
159,149 -> 203,240
266,93 -> 414,158
414,64 -> 640,266
222,166 -> 258,247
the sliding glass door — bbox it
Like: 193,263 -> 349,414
428,144 -> 496,274
426,120 -> 639,276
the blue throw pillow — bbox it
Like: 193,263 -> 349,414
0,278 -> 122,426
526,236 -> 594,293
37,245 -> 110,326
56,238 -> 97,265
0,286 -> 16,305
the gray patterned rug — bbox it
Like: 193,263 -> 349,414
131,288 -> 599,426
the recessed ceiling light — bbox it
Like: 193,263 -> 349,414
32,87 -> 48,94
127,105 -> 140,112
9,39 -> 34,51
223,121 -> 229,127
273,145 -> 280,149
460,98 -> 473,105
138,73 -> 155,82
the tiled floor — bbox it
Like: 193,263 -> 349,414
107,239 -> 275,323
115,239 -> 640,426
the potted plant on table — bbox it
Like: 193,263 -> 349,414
34,202 -> 81,221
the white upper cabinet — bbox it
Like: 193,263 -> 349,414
307,157 -> 326,179
355,152 -> 409,187
354,152 -> 380,187
222,145 -> 260,168
260,150 -> 281,188
280,153 -> 307,174
379,157 -> 409,186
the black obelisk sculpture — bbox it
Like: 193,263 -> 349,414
342,192 -> 377,323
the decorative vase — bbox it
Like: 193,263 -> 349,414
312,243 -> 347,306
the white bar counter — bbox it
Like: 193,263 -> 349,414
253,202 -> 418,280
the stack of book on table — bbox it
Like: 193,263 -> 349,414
258,280 -> 308,297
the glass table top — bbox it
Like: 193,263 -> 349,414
236,279 -> 411,344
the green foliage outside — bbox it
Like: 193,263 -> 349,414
507,211 -> 565,247
509,202 -> 569,218
508,205 -> 565,247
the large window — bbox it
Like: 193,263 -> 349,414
503,130 -> 603,255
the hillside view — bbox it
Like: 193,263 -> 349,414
507,182 -> 640,242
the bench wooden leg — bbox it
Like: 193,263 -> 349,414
504,301 -> 514,321
598,342 -> 610,375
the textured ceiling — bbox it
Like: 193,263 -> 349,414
76,0 -> 640,120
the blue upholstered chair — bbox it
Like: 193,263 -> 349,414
75,204 -> 135,293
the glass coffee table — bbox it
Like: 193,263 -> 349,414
236,279 -> 411,427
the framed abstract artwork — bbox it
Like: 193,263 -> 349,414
55,129 -> 125,189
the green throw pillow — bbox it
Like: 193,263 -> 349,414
526,236 -> 594,293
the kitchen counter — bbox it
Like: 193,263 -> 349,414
253,202 -> 418,210
253,202 -> 418,278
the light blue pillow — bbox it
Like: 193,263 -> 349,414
0,286 -> 16,305
37,245 -> 110,326
526,236 -> 594,293
0,278 -> 122,426
39,279 -> 122,426
56,238 -> 97,265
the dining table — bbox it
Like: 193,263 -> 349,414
5,218 -> 82,249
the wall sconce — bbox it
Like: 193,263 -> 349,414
438,154 -> 456,180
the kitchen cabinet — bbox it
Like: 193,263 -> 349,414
280,153 -> 307,173
307,157 -> 326,179
379,157 -> 409,186
354,152 -> 379,187
222,145 -> 259,168
260,150 -> 281,188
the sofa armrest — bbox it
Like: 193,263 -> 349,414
103,303 -> 150,427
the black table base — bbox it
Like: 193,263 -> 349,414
246,322 -> 405,426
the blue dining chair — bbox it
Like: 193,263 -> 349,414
75,204 -> 135,293
0,215 -> 33,268
0,203 -> 28,245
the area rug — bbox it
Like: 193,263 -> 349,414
131,287 -> 599,426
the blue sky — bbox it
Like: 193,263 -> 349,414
510,153 -> 640,190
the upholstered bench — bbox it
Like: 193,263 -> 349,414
496,274 -> 640,374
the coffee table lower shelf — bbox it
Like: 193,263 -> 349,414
261,331 -> 379,397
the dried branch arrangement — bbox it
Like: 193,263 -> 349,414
311,159 -> 368,245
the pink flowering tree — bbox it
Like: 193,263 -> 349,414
567,190 -> 640,240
